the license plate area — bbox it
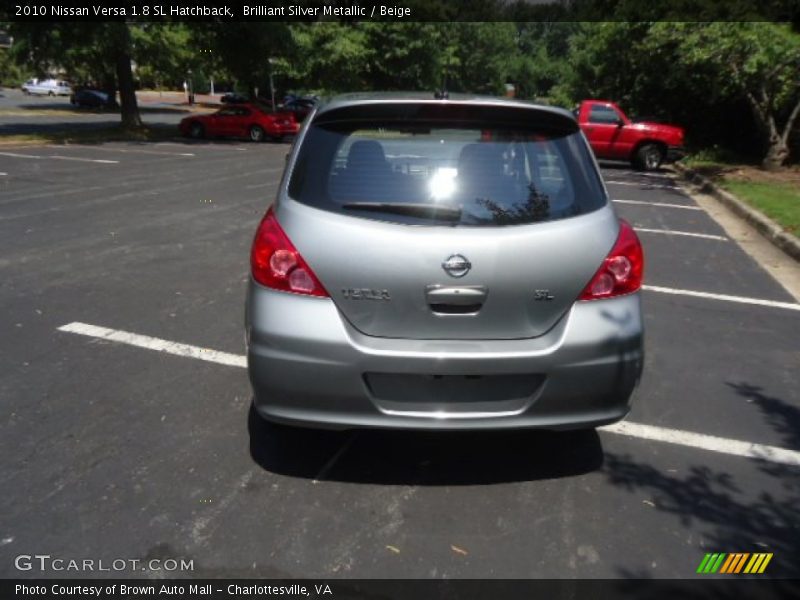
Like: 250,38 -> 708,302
364,372 -> 544,408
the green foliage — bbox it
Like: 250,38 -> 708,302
556,21 -> 800,165
721,180 -> 800,236
288,23 -> 370,94
191,23 -> 294,95
9,23 -> 117,88
0,48 -> 32,86
361,23 -> 443,91
131,24 -> 196,89
5,18 -> 800,164
443,23 -> 518,95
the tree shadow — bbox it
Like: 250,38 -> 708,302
597,160 -> 673,175
603,381 -> 800,579
15,102 -> 194,115
727,381 -> 800,452
247,405 -> 604,486
0,122 -> 291,147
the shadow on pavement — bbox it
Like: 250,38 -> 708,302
0,121 -> 292,146
597,160 -> 673,175
247,404 -> 604,485
15,102 -> 193,115
605,381 -> 800,579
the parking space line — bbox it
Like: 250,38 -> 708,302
600,169 -> 672,179
45,145 -> 195,157
634,227 -> 728,241
0,151 -> 118,164
613,199 -> 702,211
57,320 -> 800,465
600,421 -> 800,467
57,322 -> 246,367
604,180 -> 677,190
643,285 -> 800,311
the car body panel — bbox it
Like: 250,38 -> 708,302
246,93 -> 645,430
247,283 -> 643,430
179,103 -> 298,140
277,199 -> 618,340
577,100 -> 685,162
25,79 -> 73,96
70,89 -> 117,108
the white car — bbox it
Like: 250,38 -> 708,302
25,79 -> 73,96
21,78 -> 38,93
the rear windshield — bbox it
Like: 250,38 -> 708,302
288,119 -> 606,227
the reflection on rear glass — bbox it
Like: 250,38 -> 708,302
288,124 -> 606,227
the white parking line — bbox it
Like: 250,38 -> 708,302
0,151 -> 118,164
643,285 -> 800,311
46,145 -> 194,157
614,199 -> 702,211
601,169 -> 672,180
634,227 -> 728,241
600,421 -> 800,467
57,322 -> 246,367
57,320 -> 800,466
605,180 -> 677,190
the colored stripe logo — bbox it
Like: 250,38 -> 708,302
697,553 -> 773,574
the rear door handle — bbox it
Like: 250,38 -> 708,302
425,285 -> 488,306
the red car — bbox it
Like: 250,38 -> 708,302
179,104 -> 298,142
575,100 -> 685,170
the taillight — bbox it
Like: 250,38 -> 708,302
250,208 -> 329,297
578,220 -> 643,301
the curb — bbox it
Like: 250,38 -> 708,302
674,163 -> 800,263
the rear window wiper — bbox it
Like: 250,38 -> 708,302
341,202 -> 462,221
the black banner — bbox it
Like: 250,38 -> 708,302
4,0 -> 800,22
4,579 -> 800,600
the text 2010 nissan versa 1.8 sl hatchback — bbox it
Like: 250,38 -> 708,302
246,93 -> 644,431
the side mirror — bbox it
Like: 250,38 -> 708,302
616,119 -> 625,127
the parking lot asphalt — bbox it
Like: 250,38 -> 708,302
0,139 -> 798,580
0,89 -> 197,136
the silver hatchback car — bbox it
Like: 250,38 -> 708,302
246,93 -> 644,431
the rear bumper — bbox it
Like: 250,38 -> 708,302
246,283 -> 644,431
269,123 -> 299,137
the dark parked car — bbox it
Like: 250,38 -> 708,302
70,89 -> 118,109
279,96 -> 318,122
179,103 -> 298,142
221,92 -> 250,104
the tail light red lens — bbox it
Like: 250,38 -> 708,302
578,220 -> 643,301
250,208 -> 329,297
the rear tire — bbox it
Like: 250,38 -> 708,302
188,122 -> 205,139
249,125 -> 266,143
633,143 -> 664,171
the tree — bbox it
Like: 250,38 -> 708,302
648,22 -> 800,169
445,23 -> 518,95
288,23 -> 371,94
512,22 -> 577,102
131,24 -> 195,90
9,22 -> 142,128
192,23 -> 293,97
361,23 -> 443,92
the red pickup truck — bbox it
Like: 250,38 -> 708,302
575,100 -> 685,171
